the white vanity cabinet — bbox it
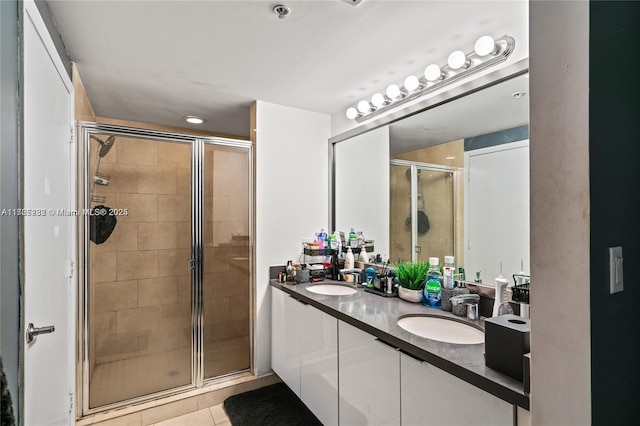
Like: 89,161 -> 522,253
300,301 -> 338,426
338,320 -> 401,426
271,286 -> 303,396
400,352 -> 513,426
271,287 -> 338,425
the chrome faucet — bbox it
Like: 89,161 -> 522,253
451,294 -> 481,320
339,268 -> 362,284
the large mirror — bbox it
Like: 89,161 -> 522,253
333,70 -> 529,285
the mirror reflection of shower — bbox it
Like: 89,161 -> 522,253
89,134 -> 116,204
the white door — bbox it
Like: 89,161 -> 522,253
22,1 -> 75,424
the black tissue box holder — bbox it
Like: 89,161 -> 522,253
484,314 -> 530,381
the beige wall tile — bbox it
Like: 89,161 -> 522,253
158,141 -> 191,168
177,275 -> 191,303
117,250 -> 158,280
204,297 -> 229,325
95,162 -> 138,194
138,165 -> 177,195
176,222 -> 191,249
158,249 -> 191,277
116,306 -> 160,336
117,193 -> 158,223
138,222 -> 178,250
204,247 -> 230,273
158,195 -> 191,222
176,166 -> 191,195
228,295 -> 249,321
138,276 -> 178,307
115,137 -> 158,166
95,280 -> 138,313
94,252 -> 117,283
94,222 -> 138,253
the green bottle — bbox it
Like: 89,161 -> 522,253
423,257 -> 442,308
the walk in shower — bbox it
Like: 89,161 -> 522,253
78,123 -> 252,414
389,160 -> 459,264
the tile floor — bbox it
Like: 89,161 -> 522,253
154,403 -> 230,426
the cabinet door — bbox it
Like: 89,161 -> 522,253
271,287 -> 301,396
339,320 -> 400,425
400,352 -> 513,426
301,305 -> 338,426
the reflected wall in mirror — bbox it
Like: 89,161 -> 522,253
333,72 -> 529,285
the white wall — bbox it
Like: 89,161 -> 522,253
529,1 -> 590,424
334,126 -> 389,257
255,101 -> 330,375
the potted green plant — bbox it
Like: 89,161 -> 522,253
394,261 -> 429,303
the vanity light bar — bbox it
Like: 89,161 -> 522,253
347,35 -> 516,123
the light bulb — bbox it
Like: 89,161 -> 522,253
346,107 -> 358,120
386,84 -> 401,99
474,35 -> 497,56
404,75 -> 420,92
448,50 -> 468,70
184,115 -> 205,124
424,64 -> 444,81
371,93 -> 385,108
357,100 -> 371,114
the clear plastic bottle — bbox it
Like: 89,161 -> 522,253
348,228 -> 357,248
318,228 -> 326,249
423,257 -> 442,308
356,231 -> 365,248
443,256 -> 455,290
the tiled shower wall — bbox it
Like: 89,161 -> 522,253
90,137 -> 193,367
391,139 -> 464,265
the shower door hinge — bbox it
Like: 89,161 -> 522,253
68,393 -> 74,413
69,126 -> 75,144
65,260 -> 75,279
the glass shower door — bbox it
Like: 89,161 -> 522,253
389,161 -> 455,264
87,134 -> 193,408
202,142 -> 251,379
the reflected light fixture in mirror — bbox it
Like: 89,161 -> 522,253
346,34 -> 515,122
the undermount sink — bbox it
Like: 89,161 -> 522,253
397,315 -> 484,344
307,284 -> 358,296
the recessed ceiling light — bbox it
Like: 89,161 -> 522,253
184,115 -> 206,124
512,92 -> 526,99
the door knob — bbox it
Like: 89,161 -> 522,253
26,323 -> 55,343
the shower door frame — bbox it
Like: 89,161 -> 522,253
389,159 -> 457,263
76,122 -> 254,417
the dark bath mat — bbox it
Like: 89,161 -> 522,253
223,382 -> 322,426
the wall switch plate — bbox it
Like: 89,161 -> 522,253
609,246 -> 624,294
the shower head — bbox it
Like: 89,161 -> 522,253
90,135 -> 116,157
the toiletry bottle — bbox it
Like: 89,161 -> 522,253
344,247 -> 355,282
286,260 -> 294,282
348,228 -> 357,248
359,247 -> 369,263
423,257 -> 442,308
356,231 -> 365,248
318,229 -> 326,249
443,256 -> 455,289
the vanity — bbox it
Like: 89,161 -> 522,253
270,277 -> 530,426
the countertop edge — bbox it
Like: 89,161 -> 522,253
270,280 -> 530,410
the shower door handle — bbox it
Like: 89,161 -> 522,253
187,259 -> 196,270
26,323 -> 55,343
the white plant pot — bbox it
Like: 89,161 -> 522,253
398,286 -> 423,303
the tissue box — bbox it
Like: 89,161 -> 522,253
484,314 -> 530,381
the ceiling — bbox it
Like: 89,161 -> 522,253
46,0 -> 528,138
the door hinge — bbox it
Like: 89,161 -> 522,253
69,393 -> 74,413
69,126 -> 75,144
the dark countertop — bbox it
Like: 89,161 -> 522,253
271,279 -> 529,410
